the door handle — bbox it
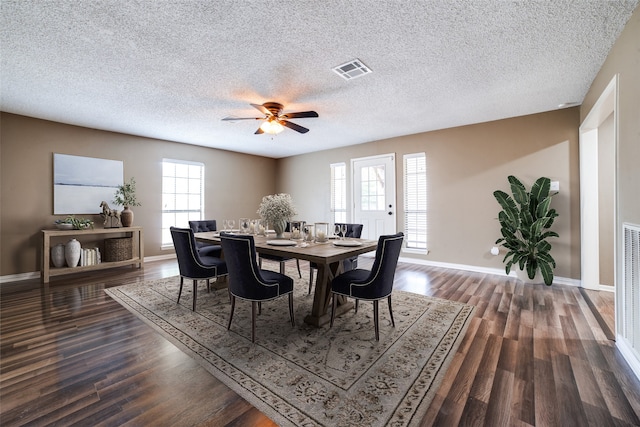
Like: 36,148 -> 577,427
388,212 -> 393,215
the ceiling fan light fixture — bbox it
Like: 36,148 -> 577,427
260,119 -> 284,134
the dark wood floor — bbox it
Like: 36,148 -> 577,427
2,259 -> 639,426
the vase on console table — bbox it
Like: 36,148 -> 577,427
272,218 -> 287,239
65,239 -> 81,267
121,206 -> 134,227
51,243 -> 65,268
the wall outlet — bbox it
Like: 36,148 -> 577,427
550,181 -> 559,192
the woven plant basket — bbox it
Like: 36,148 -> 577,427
104,237 -> 132,262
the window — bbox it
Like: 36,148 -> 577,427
403,153 -> 427,250
360,164 -> 386,211
331,163 -> 346,223
161,159 -> 204,247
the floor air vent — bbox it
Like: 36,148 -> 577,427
622,223 -> 640,362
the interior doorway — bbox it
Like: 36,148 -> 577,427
579,74 -> 618,344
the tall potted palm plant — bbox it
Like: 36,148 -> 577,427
493,176 -> 559,286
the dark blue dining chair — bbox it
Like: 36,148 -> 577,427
170,226 -> 227,311
330,232 -> 404,341
259,221 -> 302,278
220,233 -> 295,343
189,220 -> 222,258
309,223 -> 363,294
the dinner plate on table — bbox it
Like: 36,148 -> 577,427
332,240 -> 363,247
266,240 -> 297,246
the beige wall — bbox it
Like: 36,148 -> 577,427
278,108 -> 581,280
598,113 -> 615,287
0,113 -> 276,276
581,7 -> 640,229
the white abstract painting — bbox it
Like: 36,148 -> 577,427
54,154 -> 124,214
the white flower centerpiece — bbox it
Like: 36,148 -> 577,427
257,193 -> 297,239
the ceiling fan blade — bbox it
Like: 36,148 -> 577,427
254,127 -> 264,135
280,120 -> 309,134
251,103 -> 272,116
281,111 -> 319,119
221,116 -> 261,121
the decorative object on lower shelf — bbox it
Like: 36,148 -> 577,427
65,239 -> 81,267
51,243 -> 65,268
80,247 -> 101,266
104,237 -> 132,262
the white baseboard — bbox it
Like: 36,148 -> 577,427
0,271 -> 40,284
144,254 -> 177,262
397,255 -> 581,287
616,335 -> 640,381
0,253 -> 592,290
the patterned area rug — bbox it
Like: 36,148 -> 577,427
105,268 -> 474,427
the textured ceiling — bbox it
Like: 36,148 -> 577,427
1,1 -> 638,158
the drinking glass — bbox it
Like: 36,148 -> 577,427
228,219 -> 235,232
257,219 -> 267,236
304,224 -> 314,242
315,222 -> 329,243
223,219 -> 229,232
334,224 -> 341,238
341,224 -> 348,239
240,218 -> 250,234
290,220 -> 304,240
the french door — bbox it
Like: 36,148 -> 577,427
351,154 -> 396,240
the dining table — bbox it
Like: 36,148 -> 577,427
194,232 -> 378,327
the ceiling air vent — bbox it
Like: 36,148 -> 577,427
332,59 -> 372,81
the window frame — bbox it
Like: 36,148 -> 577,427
330,162 -> 347,224
403,153 -> 428,252
161,158 -> 205,249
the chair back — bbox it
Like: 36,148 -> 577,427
335,223 -> 363,239
220,233 -> 283,300
170,226 -> 220,278
189,220 -> 217,249
361,232 -> 404,298
189,220 -> 217,232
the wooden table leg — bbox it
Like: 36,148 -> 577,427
304,261 -> 353,327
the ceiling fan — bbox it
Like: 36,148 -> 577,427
222,102 -> 318,135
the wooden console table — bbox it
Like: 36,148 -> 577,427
41,226 -> 144,283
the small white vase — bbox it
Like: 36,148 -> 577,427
65,239 -> 81,267
51,243 -> 65,268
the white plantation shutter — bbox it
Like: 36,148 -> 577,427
161,159 -> 205,247
404,153 -> 427,250
331,163 -> 346,223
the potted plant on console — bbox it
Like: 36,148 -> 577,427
493,176 -> 559,286
114,177 -> 141,227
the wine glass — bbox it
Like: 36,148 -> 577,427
334,224 -> 341,239
341,224 -> 348,239
240,218 -> 250,234
228,219 -> 235,232
222,219 -> 229,232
